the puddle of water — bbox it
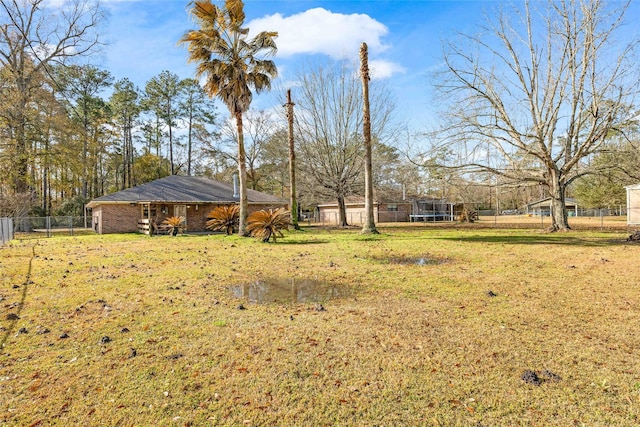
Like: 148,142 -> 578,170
230,278 -> 349,304
381,256 -> 446,265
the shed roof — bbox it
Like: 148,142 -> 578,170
86,175 -> 284,208
524,197 -> 578,209
316,197 -> 414,208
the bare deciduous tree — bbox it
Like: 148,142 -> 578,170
434,0 -> 638,231
215,110 -> 278,191
294,59 -> 394,226
0,0 -> 104,194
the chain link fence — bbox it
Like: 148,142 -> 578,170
12,216 -> 91,239
474,207 -> 640,231
314,208 -> 640,231
4,209 -> 639,241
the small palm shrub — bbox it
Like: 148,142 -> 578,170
161,216 -> 186,236
206,205 -> 239,235
247,208 -> 290,243
457,209 -> 478,223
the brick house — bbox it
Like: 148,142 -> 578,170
86,175 -> 286,234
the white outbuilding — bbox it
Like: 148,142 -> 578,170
626,184 -> 640,225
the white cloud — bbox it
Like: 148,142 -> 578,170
369,60 -> 406,80
248,8 -> 390,59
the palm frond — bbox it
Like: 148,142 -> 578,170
206,205 -> 239,235
250,32 -> 278,54
161,216 -> 186,236
180,0 -> 278,115
225,0 -> 246,26
246,208 -> 290,243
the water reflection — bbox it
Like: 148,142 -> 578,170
230,278 -> 348,304
384,256 -> 446,265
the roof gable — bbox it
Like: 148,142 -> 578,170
525,197 -> 578,208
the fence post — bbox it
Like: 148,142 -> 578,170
2,218 -> 14,245
46,216 -> 51,238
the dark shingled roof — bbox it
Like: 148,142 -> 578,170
87,175 -> 284,207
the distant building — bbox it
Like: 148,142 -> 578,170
315,198 -> 456,225
316,198 -> 413,225
86,176 -> 286,234
626,184 -> 640,225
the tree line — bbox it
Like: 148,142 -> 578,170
1,61 -> 219,216
2,0 -> 640,232
0,0 -> 413,227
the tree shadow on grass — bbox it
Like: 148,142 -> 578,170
434,234 -> 627,247
1,245 -> 34,349
276,239 -> 330,245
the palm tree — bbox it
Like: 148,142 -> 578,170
180,0 -> 278,236
360,42 -> 378,234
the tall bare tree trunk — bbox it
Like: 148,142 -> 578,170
81,97 -> 89,200
236,111 -> 249,236
338,196 -> 348,227
187,112 -> 193,176
128,121 -> 135,186
14,88 -> 29,193
360,42 -> 378,234
169,115 -> 175,175
549,170 -> 570,231
285,89 -> 300,230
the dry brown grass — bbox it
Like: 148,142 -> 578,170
1,224 -> 640,426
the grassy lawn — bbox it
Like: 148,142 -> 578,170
1,225 -> 639,426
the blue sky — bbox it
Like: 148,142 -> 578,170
98,0 -> 640,132
99,0 -> 497,130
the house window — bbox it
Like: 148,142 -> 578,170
142,205 -> 157,217
387,204 -> 398,211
